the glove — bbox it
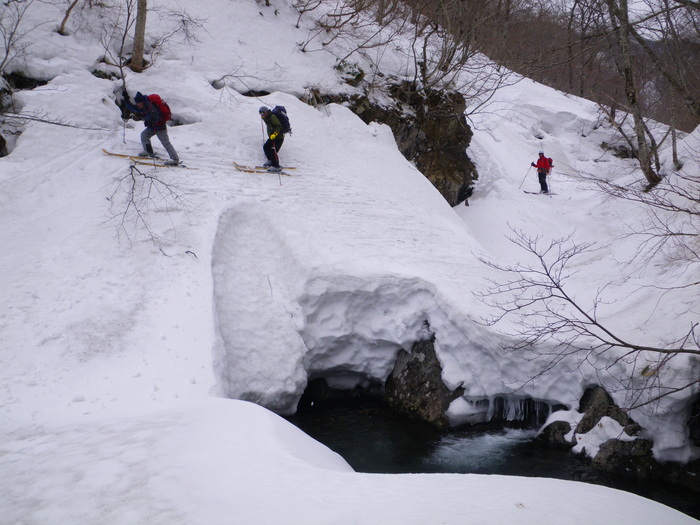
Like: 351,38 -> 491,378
270,132 -> 279,140
531,163 -> 536,167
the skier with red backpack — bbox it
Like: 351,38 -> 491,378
125,91 -> 180,166
531,150 -> 553,194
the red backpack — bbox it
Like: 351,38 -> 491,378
148,94 -> 172,124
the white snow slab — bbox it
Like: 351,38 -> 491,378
2,399 -> 696,525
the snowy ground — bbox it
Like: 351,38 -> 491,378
1,0 -> 698,523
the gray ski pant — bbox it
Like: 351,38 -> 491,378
141,127 -> 179,162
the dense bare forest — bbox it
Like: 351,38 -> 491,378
292,0 -> 699,187
2,0 -> 698,179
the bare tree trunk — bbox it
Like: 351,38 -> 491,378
566,0 -> 580,94
58,0 -> 80,36
624,0 -> 700,123
671,95 -> 682,170
130,0 -> 147,73
604,0 -> 661,189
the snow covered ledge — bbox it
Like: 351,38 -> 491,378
212,205 -> 450,412
210,192 -> 697,465
211,202 -> 570,418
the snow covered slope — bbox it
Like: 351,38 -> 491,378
0,0 -> 698,522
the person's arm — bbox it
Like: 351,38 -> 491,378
122,91 -> 142,115
268,114 -> 283,139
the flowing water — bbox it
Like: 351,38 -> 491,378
287,401 -> 700,520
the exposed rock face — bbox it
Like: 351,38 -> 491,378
592,438 -> 660,479
538,386 -> 639,450
580,395 -> 700,492
302,83 -> 477,206
536,420 -> 574,449
576,385 -> 634,434
384,336 -> 463,429
574,386 -> 653,472
0,78 -> 10,112
535,385 -> 700,494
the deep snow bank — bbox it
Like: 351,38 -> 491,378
463,81 -> 700,462
3,398 -> 697,525
2,0 -> 697,468
209,103 -> 586,421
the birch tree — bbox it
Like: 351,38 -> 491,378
130,0 -> 147,72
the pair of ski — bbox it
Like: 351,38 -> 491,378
231,161 -> 294,176
524,191 -> 557,196
102,149 -> 190,168
103,150 -> 296,176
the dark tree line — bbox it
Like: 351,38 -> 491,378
481,0 -> 700,133
292,0 -> 698,188
481,0 -> 699,188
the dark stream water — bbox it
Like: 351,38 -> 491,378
286,401 -> 700,521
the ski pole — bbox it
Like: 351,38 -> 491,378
261,119 -> 278,181
121,87 -> 129,143
519,166 -> 532,189
272,142 -> 281,185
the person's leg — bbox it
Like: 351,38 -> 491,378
538,170 -> 549,193
271,135 -> 284,168
263,139 -> 276,165
155,129 -> 179,163
140,128 -> 156,156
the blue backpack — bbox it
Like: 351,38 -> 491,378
272,106 -> 292,135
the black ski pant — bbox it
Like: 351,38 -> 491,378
263,135 -> 284,168
538,169 -> 549,193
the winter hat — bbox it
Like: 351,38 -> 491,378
538,150 -> 544,154
134,92 -> 147,103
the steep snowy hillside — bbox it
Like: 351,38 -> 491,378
0,0 -> 698,522
462,79 -> 700,461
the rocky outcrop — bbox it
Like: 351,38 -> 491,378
574,387 -> 651,471
537,386 -> 640,450
535,385 -> 700,495
592,438 -> 660,479
576,385 -> 639,436
536,420 -> 574,449
302,82 -> 477,206
384,336 -> 463,429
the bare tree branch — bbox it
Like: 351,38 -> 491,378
476,227 -> 700,410
106,163 -> 191,254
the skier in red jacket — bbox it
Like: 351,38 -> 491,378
531,150 -> 553,194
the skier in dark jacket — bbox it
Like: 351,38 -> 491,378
259,106 -> 284,172
531,150 -> 553,193
125,91 -> 180,166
